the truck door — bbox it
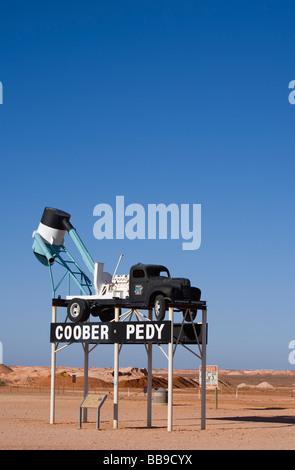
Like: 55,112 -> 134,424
129,267 -> 149,304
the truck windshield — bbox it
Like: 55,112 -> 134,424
147,267 -> 170,278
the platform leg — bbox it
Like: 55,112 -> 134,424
83,342 -> 89,423
97,408 -> 100,430
168,306 -> 173,431
50,305 -> 56,425
201,309 -> 207,430
113,307 -> 120,429
147,309 -> 153,428
78,407 -> 82,429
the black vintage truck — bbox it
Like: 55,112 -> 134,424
66,263 -> 202,323
128,263 -> 201,321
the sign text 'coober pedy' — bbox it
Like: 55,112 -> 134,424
50,321 -> 171,344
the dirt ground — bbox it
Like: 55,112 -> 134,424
1,366 -> 295,450
0,364 -> 295,451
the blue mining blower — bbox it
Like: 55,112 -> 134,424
32,207 -> 95,298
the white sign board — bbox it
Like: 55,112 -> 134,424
199,365 -> 218,389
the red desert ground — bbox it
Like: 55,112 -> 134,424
0,364 -> 295,450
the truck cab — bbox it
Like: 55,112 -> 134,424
129,264 -> 170,304
129,263 -> 201,321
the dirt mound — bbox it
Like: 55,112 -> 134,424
0,364 -> 13,375
120,375 -> 197,389
237,383 -> 248,389
218,379 -> 231,388
112,367 -> 148,378
32,375 -> 112,389
120,376 -> 167,389
173,375 -> 197,389
237,383 -> 255,389
4,366 -> 295,392
226,370 -> 244,376
256,382 -> 273,389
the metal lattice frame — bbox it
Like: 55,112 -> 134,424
48,245 -> 93,298
50,304 -> 207,431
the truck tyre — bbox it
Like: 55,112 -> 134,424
99,307 -> 118,322
183,309 -> 197,322
154,295 -> 166,322
67,298 -> 89,323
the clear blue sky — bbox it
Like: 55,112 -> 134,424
0,0 -> 294,370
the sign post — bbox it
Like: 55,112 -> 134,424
201,309 -> 207,430
147,309 -> 153,428
113,307 -> 120,429
83,341 -> 89,423
50,305 -> 56,425
168,306 -> 174,432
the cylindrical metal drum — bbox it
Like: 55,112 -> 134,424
153,388 -> 168,405
32,207 -> 72,265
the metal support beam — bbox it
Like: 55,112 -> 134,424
113,307 -> 120,429
68,228 -> 95,276
168,307 -> 174,432
50,305 -> 56,424
201,309 -> 207,430
147,309 -> 153,428
83,342 -> 89,423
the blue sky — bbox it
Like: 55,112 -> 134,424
0,0 -> 294,370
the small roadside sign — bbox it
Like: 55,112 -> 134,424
79,394 -> 107,430
199,365 -> 218,389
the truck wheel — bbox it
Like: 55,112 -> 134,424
67,298 -> 89,323
99,307 -> 118,322
154,295 -> 166,322
183,309 -> 197,321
